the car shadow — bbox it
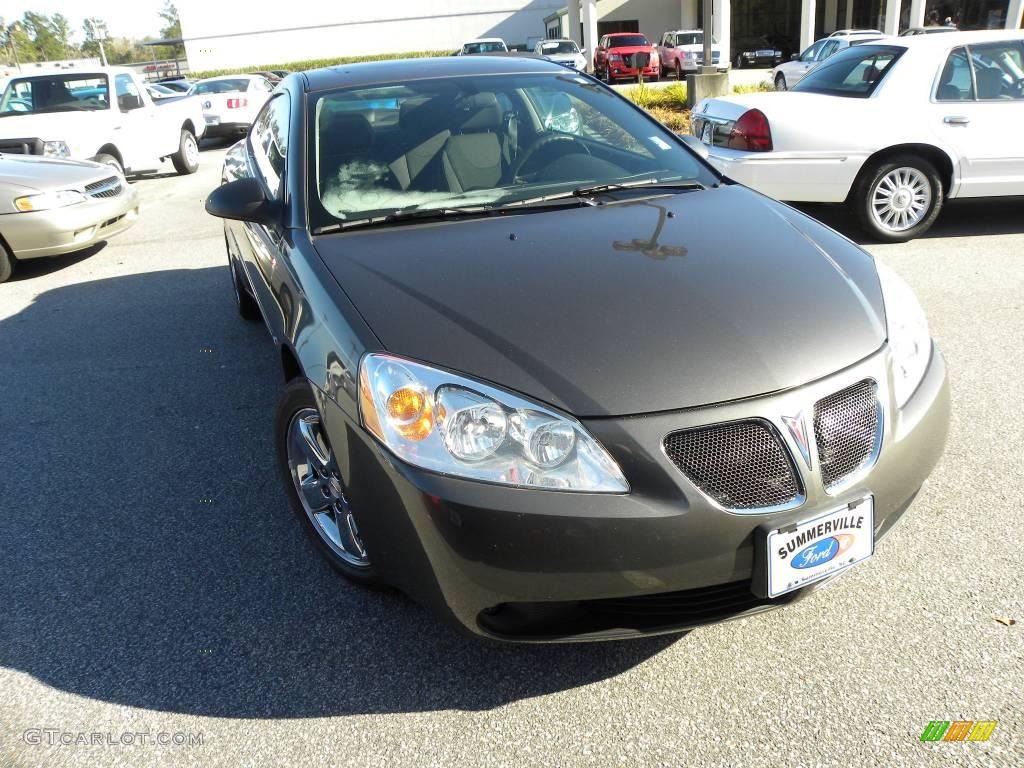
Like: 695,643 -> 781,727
794,196 -> 1024,244
0,266 -> 677,718
6,242 -> 107,283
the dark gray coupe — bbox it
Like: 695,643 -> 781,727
205,55 -> 949,642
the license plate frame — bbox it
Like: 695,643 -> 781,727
753,497 -> 875,598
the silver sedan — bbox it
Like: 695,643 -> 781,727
0,153 -> 139,282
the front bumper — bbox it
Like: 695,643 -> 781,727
609,62 -> 660,79
701,144 -> 869,203
1,185 -> 140,260
319,344 -> 949,642
203,118 -> 251,137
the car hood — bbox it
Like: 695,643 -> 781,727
608,45 -> 656,55
0,153 -> 111,192
313,185 -> 885,417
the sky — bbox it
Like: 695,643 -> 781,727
2,0 -> 168,42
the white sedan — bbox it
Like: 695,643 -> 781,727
693,31 -> 1024,241
188,75 -> 275,139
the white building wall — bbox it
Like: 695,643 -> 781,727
597,0 -> 681,39
178,0 -> 564,71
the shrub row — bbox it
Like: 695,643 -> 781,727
189,50 -> 453,80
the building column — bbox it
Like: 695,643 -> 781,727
883,0 -> 901,34
908,0 -> 926,27
800,0 -> 817,50
581,0 -> 598,62
681,0 -> 697,28
824,0 -> 839,32
1007,0 -> 1023,28
846,0 -> 854,28
712,0 -> 731,67
567,0 -> 580,44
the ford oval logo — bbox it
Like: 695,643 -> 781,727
792,537 -> 839,569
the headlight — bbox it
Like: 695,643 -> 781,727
13,190 -> 87,212
651,51 -> 659,65
876,260 -> 931,408
42,140 -> 71,158
358,353 -> 629,492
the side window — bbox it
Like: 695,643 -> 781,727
819,40 -> 840,61
968,41 -> 1024,100
802,41 -> 823,62
115,74 -> 142,111
936,47 -> 975,101
250,95 -> 290,197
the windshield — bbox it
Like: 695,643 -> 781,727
308,72 -> 714,230
675,33 -> 718,46
0,74 -> 109,116
540,41 -> 580,55
463,42 -> 506,54
792,45 -> 903,97
191,79 -> 250,95
609,35 -> 651,47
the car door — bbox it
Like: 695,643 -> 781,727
238,94 -> 291,337
788,40 -> 826,85
595,36 -> 608,70
933,41 -> 1024,197
113,73 -> 158,171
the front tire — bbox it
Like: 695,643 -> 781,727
171,129 -> 199,174
275,378 -> 379,585
93,152 -> 124,175
774,73 -> 787,91
229,251 -> 261,322
0,239 -> 14,284
676,61 -> 684,80
852,154 -> 943,243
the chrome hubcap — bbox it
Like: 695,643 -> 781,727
286,409 -> 369,567
871,167 -> 931,232
184,134 -> 199,166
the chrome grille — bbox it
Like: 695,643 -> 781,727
85,176 -> 123,199
664,420 -> 801,510
624,52 -> 651,69
814,379 -> 880,489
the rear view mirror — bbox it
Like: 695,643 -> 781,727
205,178 -> 280,226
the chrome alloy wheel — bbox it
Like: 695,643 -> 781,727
286,408 -> 369,567
870,167 -> 932,233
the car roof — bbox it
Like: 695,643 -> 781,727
862,29 -> 1024,50
465,38 -> 506,44
302,54 -> 566,92
608,31 -> 648,36
4,65 -> 135,79
665,30 -> 703,34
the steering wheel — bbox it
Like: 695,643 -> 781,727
510,133 -> 586,181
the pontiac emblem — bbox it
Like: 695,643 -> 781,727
782,412 -> 812,469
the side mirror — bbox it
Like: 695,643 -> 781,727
791,53 -> 800,61
579,47 -> 586,54
205,178 -> 280,226
118,93 -> 143,112
679,133 -> 710,160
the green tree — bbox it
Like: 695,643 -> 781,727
158,2 -> 182,62
81,17 -> 108,61
22,12 -> 65,61
51,13 -> 76,59
2,19 -> 39,65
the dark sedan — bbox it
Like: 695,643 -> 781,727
732,35 -> 788,68
205,56 -> 949,642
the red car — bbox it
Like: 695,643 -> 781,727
593,32 -> 660,82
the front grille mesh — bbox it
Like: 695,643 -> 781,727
624,52 -> 651,69
814,379 -> 880,489
664,420 -> 800,510
85,176 -> 123,198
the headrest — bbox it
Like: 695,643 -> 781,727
975,67 -> 1003,99
455,92 -> 502,131
320,112 -> 374,155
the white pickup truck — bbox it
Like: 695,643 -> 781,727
0,66 -> 205,176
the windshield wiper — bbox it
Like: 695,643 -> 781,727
501,179 -> 708,210
313,205 -> 497,235
572,179 -> 708,196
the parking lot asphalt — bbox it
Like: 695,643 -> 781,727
1,141 -> 1021,768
